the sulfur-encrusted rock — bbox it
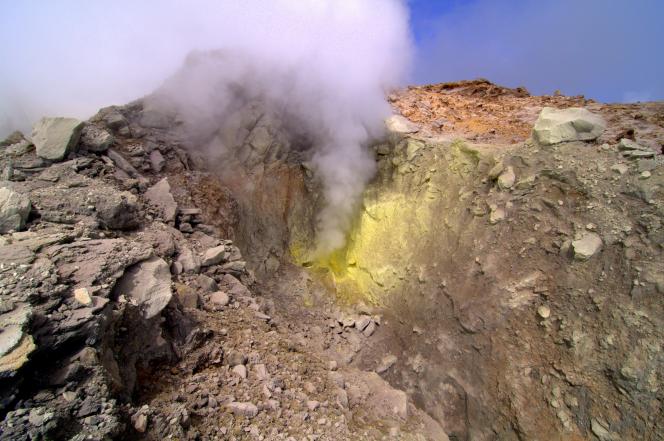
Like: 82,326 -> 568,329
31,117 -> 84,161
532,107 -> 605,146
0,187 -> 31,233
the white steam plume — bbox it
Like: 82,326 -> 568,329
0,0 -> 412,254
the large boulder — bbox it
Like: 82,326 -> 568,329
532,107 -> 605,146
0,187 -> 31,233
113,257 -> 173,319
31,117 -> 84,161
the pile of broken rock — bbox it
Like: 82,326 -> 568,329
0,114 -> 256,440
0,110 -> 438,440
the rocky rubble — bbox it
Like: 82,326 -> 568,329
1,79 -> 662,441
0,103 -> 443,440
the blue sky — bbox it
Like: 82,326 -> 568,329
408,0 -> 664,102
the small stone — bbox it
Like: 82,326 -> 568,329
179,222 -> 193,233
201,245 -> 227,267
376,354 -> 398,374
341,316 -> 356,328
497,166 -> 516,190
254,311 -> 271,321
385,115 -> 419,135
73,287 -> 92,306
488,162 -> 504,180
304,381 -> 317,394
489,205 -> 506,224
537,305 -> 551,319
133,413 -> 148,433
174,283 -> 199,309
80,125 -> 113,152
639,171 -> 651,179
355,315 -> 372,331
227,402 -> 258,418
610,164 -> 628,175
227,351 -> 248,367
363,321 -> 377,337
572,233 -> 603,261
195,274 -> 218,293
618,138 -> 648,151
306,400 -> 320,411
254,364 -> 269,380
232,364 -> 247,379
149,150 -> 165,172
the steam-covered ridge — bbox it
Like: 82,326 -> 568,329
1,76 -> 664,440
145,48 -> 401,256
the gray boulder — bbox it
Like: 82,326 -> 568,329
113,257 -> 173,319
532,107 -> 605,146
80,125 -> 113,152
144,178 -> 177,222
227,402 -> 258,418
0,187 -> 31,233
176,247 -> 201,273
149,150 -> 165,172
31,117 -> 84,161
95,191 -> 140,230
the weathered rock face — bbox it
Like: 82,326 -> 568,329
113,257 -> 173,319
532,107 -> 606,145
31,117 -> 84,161
0,305 -> 35,375
95,190 -> 141,230
0,187 -> 31,233
243,85 -> 663,440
